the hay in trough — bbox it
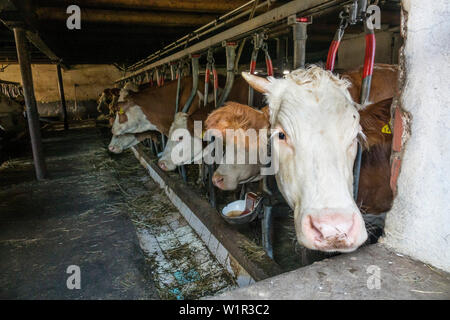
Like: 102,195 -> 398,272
238,239 -> 266,262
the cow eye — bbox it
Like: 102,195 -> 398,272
278,132 -> 286,140
178,136 -> 183,141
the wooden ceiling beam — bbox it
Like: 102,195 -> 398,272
36,0 -> 252,13
36,7 -> 219,27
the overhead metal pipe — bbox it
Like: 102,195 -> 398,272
117,0 -> 348,83
13,27 -> 48,180
56,64 -> 68,130
126,0 -> 270,72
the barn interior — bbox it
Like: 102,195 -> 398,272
0,0 -> 449,300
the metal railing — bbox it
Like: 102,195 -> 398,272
116,0 -> 349,84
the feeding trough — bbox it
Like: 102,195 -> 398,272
221,192 -> 262,225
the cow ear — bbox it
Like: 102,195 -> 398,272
241,72 -> 270,93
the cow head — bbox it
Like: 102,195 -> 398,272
205,103 -> 270,191
111,101 -> 158,136
108,131 -> 159,154
242,66 -> 367,252
212,151 -> 262,190
158,112 -> 202,171
108,133 -> 140,153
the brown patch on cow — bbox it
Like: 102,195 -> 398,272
357,98 -> 394,214
205,102 -> 270,150
358,141 -> 393,214
205,102 -> 270,136
359,98 -> 393,148
118,112 -> 128,124
343,63 -> 398,104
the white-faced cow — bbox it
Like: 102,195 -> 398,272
204,102 -> 270,190
108,131 -> 160,154
240,65 -> 397,253
206,64 -> 398,194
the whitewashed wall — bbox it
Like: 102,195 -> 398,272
381,0 -> 450,272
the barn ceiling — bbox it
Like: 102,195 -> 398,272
0,0 -> 401,69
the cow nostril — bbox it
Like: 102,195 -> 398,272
212,175 -> 224,186
307,213 -> 357,244
158,161 -> 167,170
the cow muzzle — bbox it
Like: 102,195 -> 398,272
108,145 -> 122,154
212,172 -> 225,190
158,159 -> 176,171
298,209 -> 367,252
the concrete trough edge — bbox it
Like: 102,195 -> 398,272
131,145 -> 283,287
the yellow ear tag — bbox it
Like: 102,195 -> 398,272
119,108 -> 124,115
381,124 -> 392,134
201,130 -> 206,139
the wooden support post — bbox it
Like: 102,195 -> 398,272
56,64 -> 68,130
13,27 -> 47,180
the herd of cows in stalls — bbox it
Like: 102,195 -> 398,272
0,63 -> 398,254
103,63 -> 397,254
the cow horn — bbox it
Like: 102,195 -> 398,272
241,72 -> 270,93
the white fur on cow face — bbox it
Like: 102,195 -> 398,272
213,149 -> 262,191
108,134 -> 139,153
158,112 -> 202,171
265,66 -> 367,252
111,105 -> 158,135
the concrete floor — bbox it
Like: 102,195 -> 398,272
209,243 -> 450,300
0,124 -> 236,299
0,126 -> 160,299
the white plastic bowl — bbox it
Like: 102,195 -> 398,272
222,200 -> 246,217
221,199 -> 260,225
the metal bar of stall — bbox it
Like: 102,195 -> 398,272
56,64 -> 68,131
181,55 -> 200,113
13,27 -> 47,180
354,11 -> 376,201
248,33 -> 262,107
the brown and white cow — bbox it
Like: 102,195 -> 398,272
157,107 -> 214,171
108,130 -> 160,154
206,64 -> 398,194
205,102 -> 270,190
239,65 -> 397,253
157,77 -> 265,171
97,88 -> 121,116
111,76 -> 210,137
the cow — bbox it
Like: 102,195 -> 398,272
110,76 -> 221,137
108,130 -> 160,154
157,76 -> 265,171
204,102 -> 270,190
157,107 -> 212,171
206,64 -> 398,194
97,88 -> 121,116
238,65 -> 397,253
